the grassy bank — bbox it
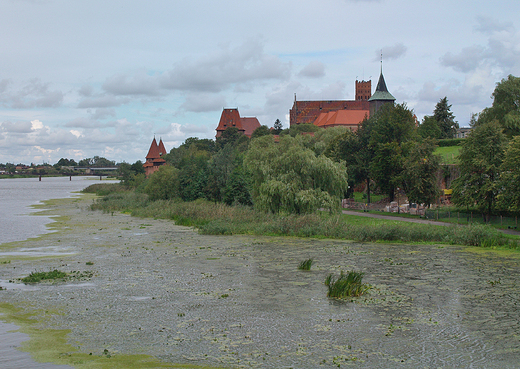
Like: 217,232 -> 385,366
85,184 -> 520,249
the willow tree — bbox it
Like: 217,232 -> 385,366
244,135 -> 348,214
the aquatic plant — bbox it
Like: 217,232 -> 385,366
298,258 -> 313,270
21,269 -> 68,283
325,271 -> 369,298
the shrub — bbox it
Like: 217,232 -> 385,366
21,269 -> 68,283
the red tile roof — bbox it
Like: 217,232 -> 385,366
216,108 -> 261,138
240,117 -> 261,137
314,109 -> 369,129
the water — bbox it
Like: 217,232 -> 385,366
0,176 -> 115,369
0,176 -> 107,244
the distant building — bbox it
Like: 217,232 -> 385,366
289,68 -> 395,130
143,137 -> 167,177
455,127 -> 472,139
215,108 -> 261,138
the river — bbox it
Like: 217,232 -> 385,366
1,177 -> 520,368
0,176 -> 115,369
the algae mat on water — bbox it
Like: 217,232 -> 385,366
1,194 -> 520,368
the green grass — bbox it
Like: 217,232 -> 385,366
325,271 -> 370,298
297,258 -> 313,270
21,270 -> 68,283
352,192 -> 386,203
86,185 -> 520,249
435,145 -> 460,164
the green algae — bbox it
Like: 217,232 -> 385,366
0,303 -> 226,369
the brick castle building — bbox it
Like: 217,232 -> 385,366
143,137 -> 167,177
215,108 -> 261,138
290,69 -> 395,130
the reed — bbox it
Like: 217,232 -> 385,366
298,258 -> 313,270
325,271 -> 369,298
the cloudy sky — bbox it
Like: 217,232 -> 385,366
1,0 -> 519,165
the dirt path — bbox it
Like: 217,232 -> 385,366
341,209 -> 520,236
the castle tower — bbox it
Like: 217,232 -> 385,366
368,66 -> 395,116
355,80 -> 371,101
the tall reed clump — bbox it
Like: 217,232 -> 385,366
298,258 -> 313,270
325,271 -> 370,298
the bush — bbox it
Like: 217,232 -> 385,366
438,138 -> 464,147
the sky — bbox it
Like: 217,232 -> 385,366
1,0 -> 520,165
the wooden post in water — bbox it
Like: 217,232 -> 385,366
69,175 -> 72,181
39,175 -> 41,181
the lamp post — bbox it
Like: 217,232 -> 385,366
397,187 -> 400,214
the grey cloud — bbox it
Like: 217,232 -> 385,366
77,95 -> 130,108
65,117 -> 105,129
102,71 -> 162,96
78,84 -> 94,97
440,46 -> 486,73
441,17 -> 520,74
0,121 -> 33,133
89,108 -> 116,120
0,79 -> 64,108
298,61 -> 325,78
375,43 -> 407,62
180,93 -> 226,113
474,16 -> 514,35
101,39 -> 292,97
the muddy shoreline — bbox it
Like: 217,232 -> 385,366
1,194 -> 520,368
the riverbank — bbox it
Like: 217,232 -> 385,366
1,194 -> 520,368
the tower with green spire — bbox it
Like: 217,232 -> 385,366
368,61 -> 395,116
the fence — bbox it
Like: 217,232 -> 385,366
423,209 -> 519,228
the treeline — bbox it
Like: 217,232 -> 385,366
118,75 -> 520,221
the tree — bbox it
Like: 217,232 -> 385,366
480,75 -> 520,136
244,135 -> 348,214
250,125 -> 271,139
144,165 -> 180,201
325,129 -> 365,199
401,139 -> 441,205
216,127 -> 249,151
497,136 -> 520,212
272,119 -> 283,135
370,142 -> 406,201
418,115 -> 442,139
433,97 -> 458,139
364,103 -> 417,200
452,120 -> 507,220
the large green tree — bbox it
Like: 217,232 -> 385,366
365,103 -> 417,200
325,129 -> 368,200
452,120 -> 507,220
401,139 -> 441,205
433,97 -> 459,139
480,75 -> 520,137
244,135 -> 348,214
497,136 -> 520,212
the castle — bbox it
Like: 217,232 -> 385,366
290,69 -> 395,130
143,137 -> 167,177
214,67 -> 395,136
215,108 -> 261,138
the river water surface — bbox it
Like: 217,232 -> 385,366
0,176 -> 113,369
1,177 -> 520,368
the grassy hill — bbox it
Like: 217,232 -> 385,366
435,145 -> 460,164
